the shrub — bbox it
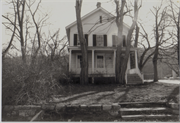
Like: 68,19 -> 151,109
2,55 -> 71,105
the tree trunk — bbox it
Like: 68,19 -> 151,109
178,8 -> 180,74
152,7 -> 160,82
75,0 -> 88,84
153,48 -> 158,82
17,0 -> 26,63
115,0 -> 125,84
116,45 -> 123,83
115,0 -> 139,85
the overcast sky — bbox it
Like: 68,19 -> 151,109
1,0 -> 179,55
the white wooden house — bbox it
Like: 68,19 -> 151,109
65,3 -> 144,84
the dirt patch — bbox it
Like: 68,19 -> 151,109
49,82 -> 179,105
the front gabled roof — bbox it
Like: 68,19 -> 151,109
65,6 -> 130,42
65,7 -> 115,30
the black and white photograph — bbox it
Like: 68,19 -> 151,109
1,0 -> 180,122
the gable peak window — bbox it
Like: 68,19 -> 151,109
100,16 -> 102,23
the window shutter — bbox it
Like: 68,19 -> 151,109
112,35 -> 116,47
85,34 -> 88,46
93,35 -> 96,46
104,35 -> 107,46
123,35 -> 126,47
74,34 -> 77,46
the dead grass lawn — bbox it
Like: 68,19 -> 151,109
50,82 -> 179,105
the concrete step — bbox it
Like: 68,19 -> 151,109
119,102 -> 167,108
127,77 -> 142,81
121,107 -> 171,115
122,114 -> 178,121
127,74 -> 143,84
127,81 -> 142,84
119,102 -> 179,121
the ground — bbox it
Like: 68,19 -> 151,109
49,81 -> 179,105
3,80 -> 179,121
43,80 -> 179,122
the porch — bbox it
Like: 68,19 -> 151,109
68,46 -> 143,84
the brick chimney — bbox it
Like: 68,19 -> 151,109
96,2 -> 101,8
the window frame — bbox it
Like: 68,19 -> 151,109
96,35 -> 104,46
74,34 -> 88,46
93,34 -> 107,47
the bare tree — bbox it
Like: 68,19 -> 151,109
169,0 -> 179,62
115,0 -> 140,84
26,0 -> 48,65
160,0 -> 180,75
150,1 -> 172,81
2,0 -> 48,64
75,0 -> 88,84
42,29 -> 67,61
138,23 -> 155,71
16,0 -> 26,63
2,0 -> 17,59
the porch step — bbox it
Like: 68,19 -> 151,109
127,81 -> 142,84
127,74 -> 143,84
120,102 -> 167,108
121,107 -> 170,115
119,102 -> 179,121
121,114 -> 177,120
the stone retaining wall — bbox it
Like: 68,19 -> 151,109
166,103 -> 179,115
2,103 -> 121,121
2,103 -> 179,121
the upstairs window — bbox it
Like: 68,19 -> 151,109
93,34 -> 107,46
96,35 -> 104,46
74,34 -> 88,46
112,35 -> 118,47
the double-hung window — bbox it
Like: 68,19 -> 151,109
74,34 -> 88,46
96,35 -> 104,46
112,35 -> 126,47
93,34 -> 107,46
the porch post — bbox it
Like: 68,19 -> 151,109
92,49 -> 95,83
69,49 -> 72,71
135,50 -> 138,69
92,49 -> 94,73
113,50 -> 116,70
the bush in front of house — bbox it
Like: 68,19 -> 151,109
2,55 -> 71,105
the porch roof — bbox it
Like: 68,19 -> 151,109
68,46 -> 138,51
